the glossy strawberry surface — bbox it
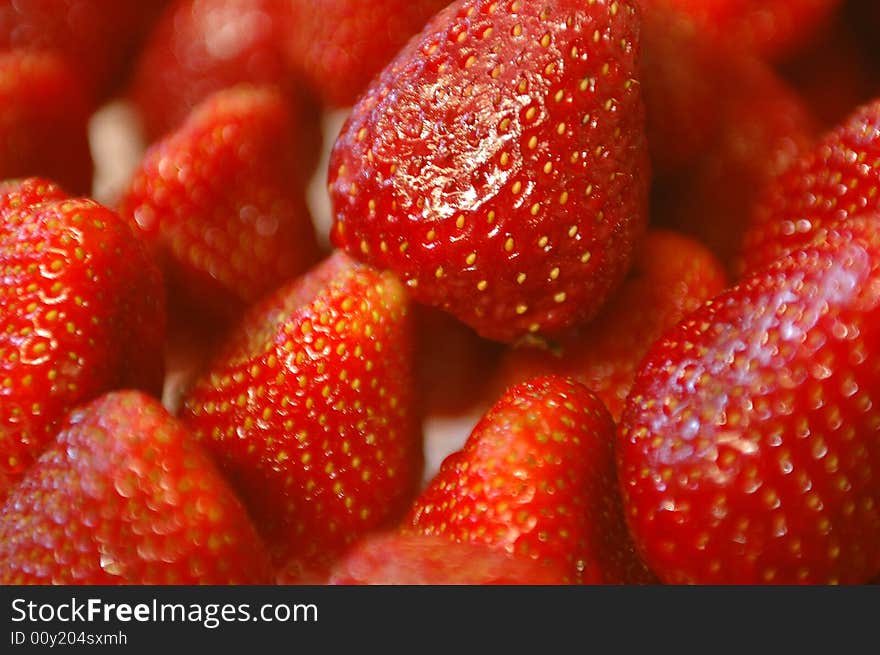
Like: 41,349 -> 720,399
330,0 -> 649,343
620,216 -> 880,584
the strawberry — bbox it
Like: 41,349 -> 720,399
328,532 -> 567,585
740,99 -> 880,276
329,0 -> 649,344
406,376 -> 652,584
0,391 -> 272,584
649,0 -> 841,60
285,0 -> 450,107
119,85 -> 321,324
128,0 -> 321,160
181,252 -> 422,582
0,50 -> 93,195
496,230 -> 727,421
0,178 -> 165,497
653,59 -> 817,271
618,215 -> 880,584
0,0 -> 167,102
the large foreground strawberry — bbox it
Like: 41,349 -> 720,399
330,0 -> 649,343
182,252 -> 422,581
0,178 -> 165,496
619,216 -> 880,584
408,376 -> 652,584
0,392 -> 272,584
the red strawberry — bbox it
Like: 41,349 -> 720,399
0,391 -> 272,584
496,230 -> 727,421
181,252 -> 422,582
128,0 -> 320,159
328,532 -> 567,585
740,99 -> 880,275
0,178 -> 165,497
119,85 -> 321,323
329,0 -> 649,344
0,50 -> 93,195
619,216 -> 880,584
653,59 -> 817,271
0,1 -> 167,101
407,376 -> 652,584
285,0 -> 450,107
649,0 -> 841,60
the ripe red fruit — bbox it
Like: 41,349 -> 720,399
285,0 -> 450,107
0,50 -> 93,195
740,98 -> 880,275
497,230 -> 727,421
128,0 -> 320,158
0,178 -> 165,496
0,0 -> 167,101
330,0 -> 649,344
119,85 -> 321,323
652,0 -> 840,60
0,391 -> 272,585
653,59 -> 817,271
619,216 -> 880,584
407,376 -> 652,584
328,533 -> 568,585
182,252 -> 423,581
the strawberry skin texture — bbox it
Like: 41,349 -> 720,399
0,391 -> 272,585
0,50 -> 93,196
0,0 -> 167,102
407,376 -> 652,584
182,252 -> 422,581
0,178 -> 165,496
285,0 -> 451,107
328,532 -> 567,585
619,217 -> 880,584
497,230 -> 727,421
740,99 -> 880,276
119,85 -> 321,323
330,0 -> 649,344
129,0 -> 320,159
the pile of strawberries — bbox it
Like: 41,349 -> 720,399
2,0 -> 880,585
